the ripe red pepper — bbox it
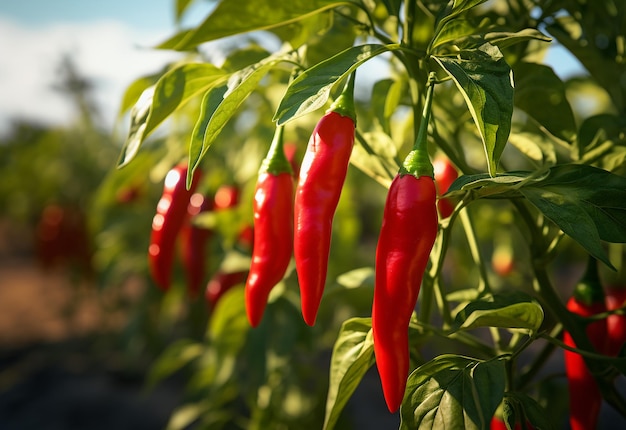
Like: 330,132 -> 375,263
605,287 -> 626,356
148,164 -> 200,291
372,73 -> 438,413
432,156 -> 458,218
180,192 -> 213,298
245,126 -> 294,327
563,258 -> 608,430
205,269 -> 249,309
294,74 -> 356,326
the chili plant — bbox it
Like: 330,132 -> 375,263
114,0 -> 626,429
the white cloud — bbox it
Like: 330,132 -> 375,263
0,17 -> 183,133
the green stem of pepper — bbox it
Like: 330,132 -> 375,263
328,71 -> 357,124
401,72 -> 436,178
573,255 -> 604,306
260,125 -> 292,176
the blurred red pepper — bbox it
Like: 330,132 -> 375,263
563,258 -> 608,430
148,164 -> 201,291
605,287 -> 626,356
180,192 -> 214,298
214,184 -> 240,210
432,156 -> 458,218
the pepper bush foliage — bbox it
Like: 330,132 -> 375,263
112,0 -> 626,428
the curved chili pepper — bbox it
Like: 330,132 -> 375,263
563,257 -> 608,430
373,73 -> 438,413
245,126 -> 294,327
433,156 -> 458,218
148,164 -> 200,291
180,192 -> 214,298
373,174 -> 437,412
294,74 -> 356,326
605,287 -> 626,356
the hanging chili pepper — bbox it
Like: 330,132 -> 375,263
605,286 -> 626,356
148,164 -> 201,291
293,73 -> 356,326
245,126 -> 294,327
372,73 -> 438,413
432,155 -> 458,218
180,192 -> 214,298
563,257 -> 608,430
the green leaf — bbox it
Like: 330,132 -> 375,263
209,285 -> 250,355
452,293 -> 544,334
501,392 -> 554,430
371,78 -> 404,135
146,339 -> 203,388
159,0 -> 355,51
336,267 -> 375,290
274,43 -> 396,125
508,129 -> 557,168
520,164 -> 626,269
400,355 -> 505,430
434,44 -> 514,176
430,19 -> 478,52
351,130 -> 399,188
323,318 -> 375,430
483,28 -> 551,50
513,62 -> 576,142
117,72 -> 161,117
577,114 -> 626,169
118,63 -> 227,168
175,0 -> 194,22
187,54 -> 287,186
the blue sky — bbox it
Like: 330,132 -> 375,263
0,0 -> 213,134
0,1 -> 584,136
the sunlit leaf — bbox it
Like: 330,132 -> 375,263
452,293 -> 544,333
187,53 -> 289,186
158,0 -> 355,51
274,44 -> 396,125
118,63 -> 227,168
400,355 -> 505,430
513,62 -> 576,142
323,318 -> 375,430
434,44 -> 514,176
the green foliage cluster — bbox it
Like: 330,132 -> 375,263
107,0 -> 626,429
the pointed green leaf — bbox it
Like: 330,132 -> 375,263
175,0 -> 194,22
323,318 -> 375,430
452,293 -> 544,334
430,19 -> 477,52
118,72 -> 161,117
502,392 -> 554,430
160,0 -> 354,51
400,355 -> 505,430
118,63 -> 227,168
513,62 -> 576,142
434,44 -> 514,176
187,54 -> 286,185
520,164 -> 626,268
209,286 -> 249,354
274,43 -> 395,125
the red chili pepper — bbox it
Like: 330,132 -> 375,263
373,174 -> 438,412
245,126 -> 294,327
432,156 -> 458,218
373,73 -> 438,413
563,257 -> 608,430
180,193 -> 214,298
148,164 -> 201,291
490,417 -> 532,430
294,74 -> 356,326
205,269 -> 249,309
605,287 -> 626,356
